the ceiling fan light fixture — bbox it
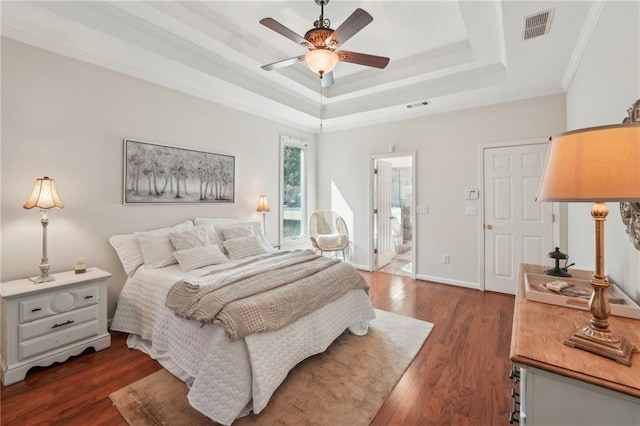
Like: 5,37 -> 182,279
305,49 -> 339,76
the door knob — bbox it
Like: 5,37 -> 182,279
486,224 -> 493,230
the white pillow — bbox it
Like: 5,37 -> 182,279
191,224 -> 223,250
109,220 -> 194,274
170,226 -> 209,251
220,221 -> 272,251
221,226 -> 252,240
223,236 -> 269,260
174,244 -> 228,271
134,220 -> 195,269
135,233 -> 177,269
109,234 -> 143,276
316,233 -> 347,249
194,218 -> 239,243
173,220 -> 196,231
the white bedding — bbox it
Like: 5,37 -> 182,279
110,257 -> 375,425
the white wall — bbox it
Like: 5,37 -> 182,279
0,38 -> 316,318
317,94 -> 566,287
565,0 -> 640,301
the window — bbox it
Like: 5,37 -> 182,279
280,136 -> 307,242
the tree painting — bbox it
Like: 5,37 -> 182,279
124,139 -> 234,204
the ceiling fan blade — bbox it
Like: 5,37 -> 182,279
260,18 -> 314,50
337,51 -> 390,69
261,55 -> 306,71
321,71 -> 334,88
325,8 -> 373,48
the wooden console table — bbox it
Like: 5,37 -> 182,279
509,263 -> 640,425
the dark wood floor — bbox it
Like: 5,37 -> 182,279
1,272 -> 515,426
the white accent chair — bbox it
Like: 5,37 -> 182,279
308,210 -> 349,260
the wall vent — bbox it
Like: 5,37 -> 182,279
523,8 -> 555,40
406,100 -> 430,109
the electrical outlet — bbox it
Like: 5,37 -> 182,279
442,254 -> 450,264
465,206 -> 477,215
417,205 -> 429,214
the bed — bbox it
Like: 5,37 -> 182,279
109,218 -> 376,425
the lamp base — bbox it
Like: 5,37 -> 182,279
30,275 -> 55,284
564,325 -> 636,366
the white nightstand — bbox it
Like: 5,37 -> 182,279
1,267 -> 112,386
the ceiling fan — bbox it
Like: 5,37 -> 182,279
259,0 -> 390,87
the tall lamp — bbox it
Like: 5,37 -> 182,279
537,123 -> 639,366
256,195 -> 270,233
23,177 -> 64,283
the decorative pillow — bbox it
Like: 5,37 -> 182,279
109,234 -> 144,276
223,236 -> 269,260
221,226 -> 253,240
110,221 -> 194,273
135,233 -> 177,269
133,220 -> 195,269
190,224 -> 223,250
220,221 -> 272,251
194,218 -> 239,243
174,244 -> 228,272
316,233 -> 347,249
173,220 -> 196,231
170,226 -> 210,251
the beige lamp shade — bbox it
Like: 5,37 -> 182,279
23,177 -> 64,210
537,124 -> 640,202
305,49 -> 339,75
256,195 -> 270,213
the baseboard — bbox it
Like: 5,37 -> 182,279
415,274 -> 480,290
350,263 -> 372,272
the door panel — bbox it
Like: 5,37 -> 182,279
376,160 -> 394,269
484,143 -> 553,294
494,234 -> 513,277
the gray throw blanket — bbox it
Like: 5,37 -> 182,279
165,250 -> 369,341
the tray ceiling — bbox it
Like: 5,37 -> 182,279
1,1 -> 598,133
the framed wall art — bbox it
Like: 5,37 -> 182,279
123,139 -> 235,204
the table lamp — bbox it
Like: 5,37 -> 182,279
23,177 -> 64,283
256,195 -> 270,232
536,123 -> 639,365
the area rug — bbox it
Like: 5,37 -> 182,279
110,309 -> 434,425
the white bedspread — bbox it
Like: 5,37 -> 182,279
110,258 -> 375,425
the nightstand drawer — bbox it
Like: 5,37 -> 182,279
19,285 -> 99,323
18,305 -> 99,342
19,320 -> 100,360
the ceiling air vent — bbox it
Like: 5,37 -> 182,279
523,8 -> 555,40
406,101 -> 430,109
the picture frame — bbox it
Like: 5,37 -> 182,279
123,139 -> 235,204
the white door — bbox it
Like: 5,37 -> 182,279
376,160 -> 395,268
484,143 -> 553,294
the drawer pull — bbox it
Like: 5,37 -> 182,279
52,320 -> 75,329
508,411 -> 519,424
509,366 -> 520,383
84,295 -> 94,300
31,308 -> 42,312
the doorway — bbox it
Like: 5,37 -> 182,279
370,153 -> 416,278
